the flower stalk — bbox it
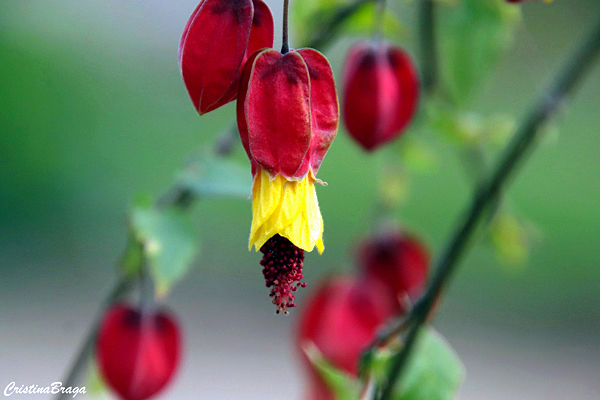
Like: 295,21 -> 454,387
282,0 -> 290,54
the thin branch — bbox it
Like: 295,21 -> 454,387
376,16 -> 600,400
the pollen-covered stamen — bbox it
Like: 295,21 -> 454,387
260,234 -> 306,315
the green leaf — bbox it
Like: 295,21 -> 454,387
439,0 -> 520,105
390,327 -> 466,400
303,328 -> 463,400
130,201 -> 198,296
177,151 -> 250,199
303,342 -> 361,400
85,356 -> 107,396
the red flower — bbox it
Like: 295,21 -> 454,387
342,41 -> 419,151
358,228 -> 429,308
296,277 -> 398,399
237,47 -> 338,314
179,0 -> 274,114
96,304 -> 181,400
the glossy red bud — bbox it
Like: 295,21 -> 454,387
342,41 -> 419,151
296,277 -> 398,400
96,304 -> 181,400
179,0 -> 274,114
358,229 -> 429,306
237,48 -> 338,179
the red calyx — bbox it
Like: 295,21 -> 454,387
237,47 -> 338,180
179,0 -> 274,115
296,277 -> 399,400
96,304 -> 181,400
358,228 -> 429,309
342,41 -> 419,151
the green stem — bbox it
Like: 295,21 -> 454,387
418,0 -> 436,93
376,16 -> 600,400
56,277 -> 134,400
282,0 -> 290,54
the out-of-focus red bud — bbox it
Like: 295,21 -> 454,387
237,48 -> 338,180
358,228 -> 429,307
342,41 -> 419,151
179,0 -> 274,114
96,304 -> 181,400
296,277 -> 398,400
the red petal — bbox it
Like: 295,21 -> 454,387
179,0 -> 254,114
215,0 -> 275,108
237,49 -> 266,176
243,49 -> 312,178
295,48 -> 339,178
247,0 -> 275,56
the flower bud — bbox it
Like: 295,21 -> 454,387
296,277 -> 398,399
358,228 -> 429,307
342,41 -> 419,151
179,0 -> 274,114
96,304 -> 181,400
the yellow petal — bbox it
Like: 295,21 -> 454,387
249,168 -> 325,253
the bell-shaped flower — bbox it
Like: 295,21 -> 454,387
342,41 -> 419,151
179,0 -> 274,114
237,47 -> 339,314
96,303 -> 181,400
358,227 -> 429,308
296,277 -> 399,400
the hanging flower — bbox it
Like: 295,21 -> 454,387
96,303 -> 181,400
358,227 -> 429,308
179,0 -> 274,114
237,47 -> 339,314
342,40 -> 419,151
296,277 -> 398,400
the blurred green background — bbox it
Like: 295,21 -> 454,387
1,1 -> 599,399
